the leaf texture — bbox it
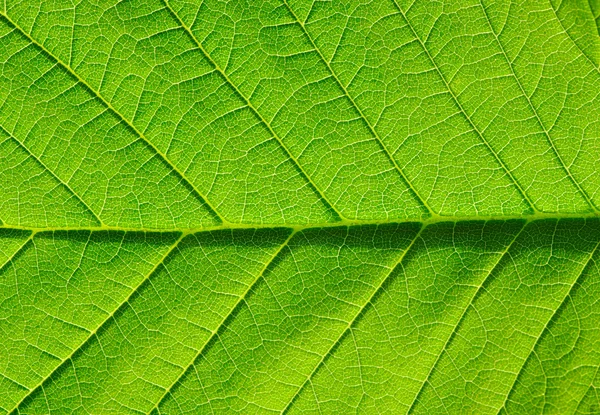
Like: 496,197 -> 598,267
1,0 -> 600,414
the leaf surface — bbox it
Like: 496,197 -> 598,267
1,0 -> 600,414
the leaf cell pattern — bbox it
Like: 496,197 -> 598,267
0,0 -> 600,413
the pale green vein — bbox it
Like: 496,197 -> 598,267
0,231 -> 44,395
593,0 -> 600,36
575,365 -> 600,414
480,0 -> 598,213
280,0 -> 435,218
0,125 -> 103,227
0,372 -> 28,393
0,12 -> 226,225
390,0 -> 538,215
551,0 -> 600,69
280,223 -> 426,414
161,0 -> 347,222
405,219 -> 528,415
8,232 -> 186,414
0,212 -> 598,235
0,230 -> 33,273
496,235 -> 600,414
586,0 -> 600,36
149,228 -> 296,414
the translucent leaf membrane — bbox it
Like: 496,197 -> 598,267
0,219 -> 595,414
2,0 -> 600,227
1,0 -> 600,414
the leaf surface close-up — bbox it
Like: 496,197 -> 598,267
1,0 -> 600,413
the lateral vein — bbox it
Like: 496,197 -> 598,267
479,0 -> 598,213
0,126 -> 104,226
280,223 -> 426,414
7,232 -> 186,414
281,0 -> 436,217
0,12 -> 226,225
160,0 -> 348,222
390,0 -> 538,215
496,234 -> 600,414
147,228 -> 296,414
405,219 -> 527,414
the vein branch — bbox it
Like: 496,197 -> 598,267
160,0 -> 347,222
8,232 -> 186,414
281,0 -> 435,218
496,235 -> 600,414
0,126 -> 104,227
0,230 -> 33,274
147,229 -> 296,414
479,0 -> 598,213
390,0 -> 538,215
405,220 -> 527,414
0,12 -> 226,225
548,0 -> 600,70
280,223 -> 426,414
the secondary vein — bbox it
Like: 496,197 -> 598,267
280,223 -> 426,414
390,0 -> 539,215
496,234 -> 600,414
8,232 -> 186,414
0,12 -> 226,225
479,0 -> 598,214
405,219 -> 527,414
0,126 -> 104,227
281,0 -> 436,218
160,0 -> 348,222
147,228 -> 296,414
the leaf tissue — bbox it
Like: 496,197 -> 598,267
1,0 -> 600,413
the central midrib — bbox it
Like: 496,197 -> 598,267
2,211 -> 599,234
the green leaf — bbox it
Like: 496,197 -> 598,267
0,0 -> 599,413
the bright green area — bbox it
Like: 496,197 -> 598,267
1,0 -> 600,413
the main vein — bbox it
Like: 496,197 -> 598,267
0,212 -> 598,235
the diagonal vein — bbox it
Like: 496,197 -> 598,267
405,219 -> 527,415
0,125 -> 103,227
479,0 -> 598,213
0,230 -> 33,274
549,0 -> 600,70
280,0 -> 435,217
160,0 -> 346,222
390,0 -> 538,215
147,228 -> 296,414
575,365 -> 600,413
280,223 -> 426,414
8,232 -> 186,414
496,232 -> 600,414
0,12 -> 226,225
